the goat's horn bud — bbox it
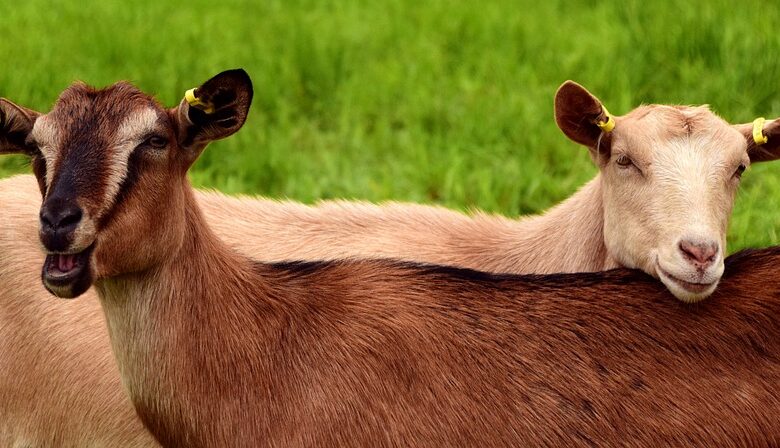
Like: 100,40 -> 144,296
184,88 -> 215,114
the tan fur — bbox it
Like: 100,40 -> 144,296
15,73 -> 780,446
1,173 -> 611,446
204,176 -> 613,273
0,175 -> 157,447
554,81 -> 760,303
103,108 -> 160,218
1,76 -> 776,444
24,82 -> 764,301
43,148 -> 780,447
599,104 -> 748,302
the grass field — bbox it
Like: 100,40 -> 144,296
1,0 -> 780,251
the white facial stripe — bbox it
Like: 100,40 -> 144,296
30,116 -> 61,188
117,107 -> 161,146
102,108 -> 160,210
30,115 -> 59,148
70,213 -> 96,252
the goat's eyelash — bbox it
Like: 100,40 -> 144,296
23,138 -> 45,156
135,133 -> 169,149
734,163 -> 747,179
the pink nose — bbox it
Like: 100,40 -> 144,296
678,239 -> 719,269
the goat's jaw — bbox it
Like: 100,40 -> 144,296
655,258 -> 722,303
42,243 -> 95,299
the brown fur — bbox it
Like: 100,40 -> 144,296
3,74 -> 780,444
0,175 -> 158,447
20,79 -> 780,293
0,168 -> 606,446
80,179 -> 780,446
13,71 -> 780,446
0,172 -> 608,446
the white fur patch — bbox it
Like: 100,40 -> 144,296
102,108 -> 160,210
30,116 -> 61,188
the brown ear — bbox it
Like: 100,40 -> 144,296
554,81 -> 613,157
734,118 -> 780,163
0,98 -> 40,155
173,69 -> 253,164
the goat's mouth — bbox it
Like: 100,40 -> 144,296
655,261 -> 718,302
42,243 -> 95,299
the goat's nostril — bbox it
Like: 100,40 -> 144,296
59,207 -> 82,229
40,210 -> 54,229
41,203 -> 83,232
678,240 -> 718,266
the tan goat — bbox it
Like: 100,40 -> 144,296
6,78 -> 776,302
8,69 -> 780,446
151,82 -> 780,303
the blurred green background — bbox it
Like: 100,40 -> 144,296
1,0 -> 779,251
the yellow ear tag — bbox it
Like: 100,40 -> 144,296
184,88 -> 215,114
596,106 -> 615,133
752,117 -> 769,145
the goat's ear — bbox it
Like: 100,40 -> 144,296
172,69 -> 253,164
554,81 -> 613,159
734,118 -> 780,163
0,98 -> 40,155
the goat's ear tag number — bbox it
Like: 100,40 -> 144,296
753,117 -> 769,145
184,88 -> 215,114
595,106 -> 615,133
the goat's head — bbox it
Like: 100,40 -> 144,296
555,81 -> 780,302
0,69 -> 253,298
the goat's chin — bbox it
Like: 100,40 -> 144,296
655,260 -> 722,303
659,277 -> 719,303
43,281 -> 87,299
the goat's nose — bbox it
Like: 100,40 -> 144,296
40,201 -> 83,235
678,239 -> 719,269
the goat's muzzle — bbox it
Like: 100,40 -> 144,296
39,197 -> 95,299
40,198 -> 83,253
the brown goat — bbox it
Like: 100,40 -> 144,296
6,77 -> 779,302
8,70 -> 780,446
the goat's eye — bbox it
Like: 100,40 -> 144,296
615,155 -> 634,168
145,136 -> 168,149
734,163 -> 746,179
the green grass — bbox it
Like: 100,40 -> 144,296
1,0 -> 780,251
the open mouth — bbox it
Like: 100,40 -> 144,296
656,262 -> 716,295
42,243 -> 95,297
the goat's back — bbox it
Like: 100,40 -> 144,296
259,256 -> 780,445
135,248 -> 780,446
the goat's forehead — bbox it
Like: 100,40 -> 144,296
622,105 -> 729,135
41,82 -> 166,137
617,105 -> 745,154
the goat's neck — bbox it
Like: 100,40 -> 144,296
474,175 -> 616,274
95,184 -> 280,445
